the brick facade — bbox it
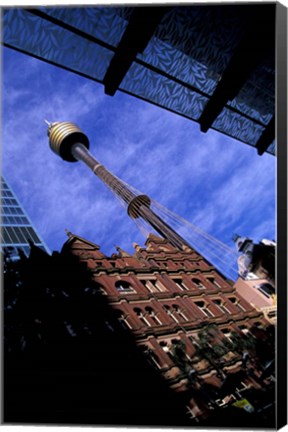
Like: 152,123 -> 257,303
62,231 -> 273,419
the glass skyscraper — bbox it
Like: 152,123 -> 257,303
1,176 -> 49,259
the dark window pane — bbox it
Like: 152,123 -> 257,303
5,227 -> 16,243
13,226 -> 26,243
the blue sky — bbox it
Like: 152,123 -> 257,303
2,46 -> 276,273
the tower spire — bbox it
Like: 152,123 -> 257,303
47,121 -> 191,250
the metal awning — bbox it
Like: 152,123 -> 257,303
2,4 -> 276,155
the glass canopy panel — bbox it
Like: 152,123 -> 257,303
227,62 -> 275,126
121,62 -> 208,119
212,107 -> 266,147
37,7 -> 130,48
138,5 -> 249,96
3,8 -> 114,82
121,63 -> 271,152
138,37 -> 218,96
3,6 -> 275,155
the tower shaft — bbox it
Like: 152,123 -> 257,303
139,205 -> 191,250
71,143 -> 136,204
70,143 -> 191,250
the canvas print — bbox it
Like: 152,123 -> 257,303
1,2 -> 286,429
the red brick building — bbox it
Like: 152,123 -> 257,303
62,230 -> 273,419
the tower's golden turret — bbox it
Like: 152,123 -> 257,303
47,121 -> 89,162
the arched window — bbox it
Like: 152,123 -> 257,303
145,307 -> 162,325
115,280 -> 134,293
172,304 -> 188,321
134,308 -> 151,326
228,296 -> 246,311
212,299 -> 230,314
194,301 -> 214,317
192,278 -> 206,289
173,278 -> 189,291
239,325 -> 250,335
251,321 -> 263,330
140,279 -> 165,292
140,345 -> 162,369
206,276 -> 222,288
164,305 -> 179,323
159,340 -> 174,361
221,328 -> 233,342
114,309 -> 133,330
159,340 -> 170,352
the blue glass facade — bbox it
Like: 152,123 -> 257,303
1,176 -> 49,258
2,4 -> 276,155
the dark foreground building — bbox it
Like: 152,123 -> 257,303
4,232 -> 275,427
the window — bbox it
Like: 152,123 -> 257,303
252,321 -> 263,328
141,345 -> 162,369
159,340 -> 170,353
192,278 -> 206,289
140,279 -> 164,293
149,352 -> 161,369
115,309 -> 133,330
14,227 -> 27,243
267,310 -> 276,319
221,328 -> 233,342
3,198 -> 17,206
164,305 -> 179,323
173,278 -> 189,291
207,276 -> 221,288
256,283 -> 275,298
238,302 -> 246,312
172,304 -> 189,321
115,280 -> 134,293
2,227 -> 11,243
212,299 -> 230,314
25,227 -> 41,243
4,227 -> 17,243
145,307 -> 162,325
84,283 -> 107,296
194,301 -> 214,317
3,206 -> 11,214
134,308 -> 151,326
228,297 -> 246,312
239,325 -> 250,335
95,283 -> 107,295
